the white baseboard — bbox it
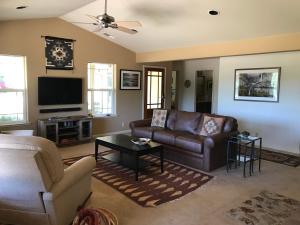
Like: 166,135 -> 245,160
93,129 -> 131,138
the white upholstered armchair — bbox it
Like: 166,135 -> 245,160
0,134 -> 96,225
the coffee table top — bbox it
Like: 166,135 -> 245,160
96,134 -> 162,152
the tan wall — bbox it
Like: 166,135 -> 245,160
0,18 -> 141,135
136,32 -> 300,63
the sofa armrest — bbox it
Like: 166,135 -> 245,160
129,118 -> 152,129
43,156 -> 96,200
203,131 -> 238,171
204,131 -> 238,148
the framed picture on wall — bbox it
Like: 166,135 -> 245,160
234,67 -> 281,102
120,69 -> 141,90
45,36 -> 74,70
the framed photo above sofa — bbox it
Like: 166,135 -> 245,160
120,69 -> 141,90
234,67 -> 281,102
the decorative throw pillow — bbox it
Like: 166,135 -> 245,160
72,208 -> 118,225
199,115 -> 225,136
151,109 -> 167,128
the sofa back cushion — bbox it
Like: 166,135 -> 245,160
223,117 -> 237,132
166,110 -> 177,130
173,111 -> 202,134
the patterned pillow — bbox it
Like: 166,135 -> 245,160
151,109 -> 167,128
199,115 -> 225,136
72,208 -> 117,225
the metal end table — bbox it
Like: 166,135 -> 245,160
226,135 -> 262,177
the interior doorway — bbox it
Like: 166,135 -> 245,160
143,67 -> 165,119
195,70 -> 213,113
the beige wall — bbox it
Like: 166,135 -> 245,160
0,18 -> 141,135
136,32 -> 300,63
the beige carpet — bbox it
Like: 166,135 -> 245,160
60,142 -> 300,225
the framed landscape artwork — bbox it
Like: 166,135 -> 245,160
234,67 -> 281,102
120,70 -> 141,90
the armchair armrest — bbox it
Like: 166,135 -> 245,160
129,118 -> 152,130
43,156 -> 96,200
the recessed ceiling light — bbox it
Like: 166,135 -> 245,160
16,6 -> 28,9
208,10 -> 219,16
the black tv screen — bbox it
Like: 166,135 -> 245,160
38,77 -> 82,105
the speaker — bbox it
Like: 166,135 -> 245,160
40,107 -> 81,113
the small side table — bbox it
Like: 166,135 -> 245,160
227,135 -> 262,177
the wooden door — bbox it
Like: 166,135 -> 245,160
144,67 -> 165,119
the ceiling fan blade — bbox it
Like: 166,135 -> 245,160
103,32 -> 115,39
114,26 -> 138,34
93,25 -> 104,32
72,22 -> 97,25
86,14 -> 100,22
115,21 -> 142,28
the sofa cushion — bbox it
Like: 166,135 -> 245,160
153,130 -> 187,145
133,126 -> 163,139
151,109 -> 167,127
174,111 -> 201,134
175,134 -> 204,154
166,110 -> 177,130
199,115 -> 225,136
223,117 -> 235,132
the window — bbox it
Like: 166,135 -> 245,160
87,63 -> 116,116
0,55 -> 28,125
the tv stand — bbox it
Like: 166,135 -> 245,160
38,116 -> 92,146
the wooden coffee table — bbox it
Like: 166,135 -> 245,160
95,134 -> 164,181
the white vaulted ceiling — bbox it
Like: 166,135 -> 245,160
1,0 -> 300,53
0,0 -> 95,20
60,0 -> 300,53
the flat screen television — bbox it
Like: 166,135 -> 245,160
38,77 -> 82,105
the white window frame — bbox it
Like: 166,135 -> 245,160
0,55 -> 28,126
87,63 -> 116,117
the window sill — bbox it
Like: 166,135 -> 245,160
0,121 -> 31,128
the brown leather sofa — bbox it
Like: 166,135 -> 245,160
130,110 -> 238,172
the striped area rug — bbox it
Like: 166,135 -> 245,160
260,149 -> 300,167
64,151 -> 213,207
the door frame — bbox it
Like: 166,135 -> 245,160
194,70 -> 215,113
142,65 -> 167,119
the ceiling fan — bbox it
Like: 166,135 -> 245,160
74,0 -> 142,35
